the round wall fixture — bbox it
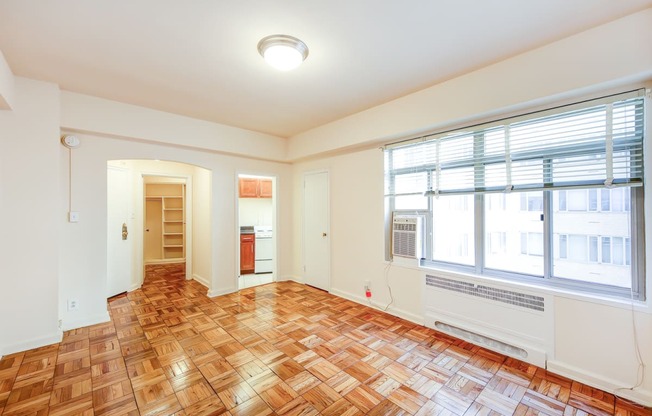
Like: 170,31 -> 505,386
257,34 -> 309,71
61,135 -> 80,149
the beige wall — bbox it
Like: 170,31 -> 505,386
0,77 -> 61,354
288,8 -> 652,160
239,198 -> 273,227
192,166 -> 212,286
60,91 -> 288,162
292,149 -> 424,322
0,50 -> 14,109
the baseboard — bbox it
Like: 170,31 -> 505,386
329,288 -> 424,326
207,286 -> 237,298
144,258 -> 185,265
129,283 -> 141,292
1,331 -> 63,357
62,311 -> 111,332
193,273 -> 210,289
279,275 -> 303,283
547,360 -> 652,407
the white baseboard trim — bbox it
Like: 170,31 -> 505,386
279,275 -> 303,283
129,283 -> 141,292
62,311 -> 111,332
1,331 -> 63,357
329,288 -> 424,326
144,258 -> 186,265
193,273 -> 210,289
547,360 -> 652,407
207,286 -> 237,298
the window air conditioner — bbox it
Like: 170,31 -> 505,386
391,214 -> 424,260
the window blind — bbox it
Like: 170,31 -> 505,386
384,90 -> 645,198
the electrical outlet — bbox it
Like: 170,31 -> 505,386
67,299 -> 79,312
68,211 -> 80,223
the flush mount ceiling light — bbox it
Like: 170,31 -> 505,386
257,34 -> 309,71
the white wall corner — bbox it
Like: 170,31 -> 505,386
279,274 -> 303,283
129,283 -> 142,292
0,331 -> 63,357
61,311 -> 111,332
330,288 -> 425,326
0,49 -> 15,110
207,287 -> 237,298
193,273 -> 210,289
547,360 -> 652,407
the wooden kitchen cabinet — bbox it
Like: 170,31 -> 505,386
240,234 -> 255,274
258,179 -> 272,198
239,178 -> 259,198
239,178 -> 272,198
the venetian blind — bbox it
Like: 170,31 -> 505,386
384,90 -> 645,198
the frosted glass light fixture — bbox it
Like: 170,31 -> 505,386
257,34 -> 309,71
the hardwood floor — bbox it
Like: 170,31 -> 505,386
0,263 -> 650,416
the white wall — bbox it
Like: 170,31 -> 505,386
239,198 -> 273,227
292,149 -> 424,322
288,8 -> 652,161
0,50 -> 14,110
0,77 -> 61,355
60,91 -> 289,162
192,165 -> 212,287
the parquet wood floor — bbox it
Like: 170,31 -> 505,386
1,263 -> 650,416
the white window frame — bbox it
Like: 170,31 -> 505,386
384,90 -> 646,300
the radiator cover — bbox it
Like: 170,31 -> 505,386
424,273 -> 554,367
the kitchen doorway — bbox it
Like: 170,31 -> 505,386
237,174 -> 277,289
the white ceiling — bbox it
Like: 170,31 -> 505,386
1,1 -> 650,138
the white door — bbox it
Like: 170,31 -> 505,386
107,166 -> 132,298
303,171 -> 330,291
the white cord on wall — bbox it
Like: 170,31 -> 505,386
382,260 -> 394,311
614,287 -> 646,398
68,147 -> 72,212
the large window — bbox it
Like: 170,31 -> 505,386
384,91 -> 645,299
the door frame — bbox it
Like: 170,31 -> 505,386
302,169 -> 331,291
235,171 -> 278,290
138,173 -> 193,284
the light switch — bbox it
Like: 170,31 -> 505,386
69,211 -> 80,223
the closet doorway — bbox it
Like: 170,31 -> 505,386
144,177 -> 187,264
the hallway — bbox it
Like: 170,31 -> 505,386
0,264 -> 648,415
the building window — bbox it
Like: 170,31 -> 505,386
588,189 -> 598,211
601,189 -> 611,212
589,236 -> 598,263
384,90 -> 645,299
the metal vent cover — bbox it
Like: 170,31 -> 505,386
426,274 -> 545,312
